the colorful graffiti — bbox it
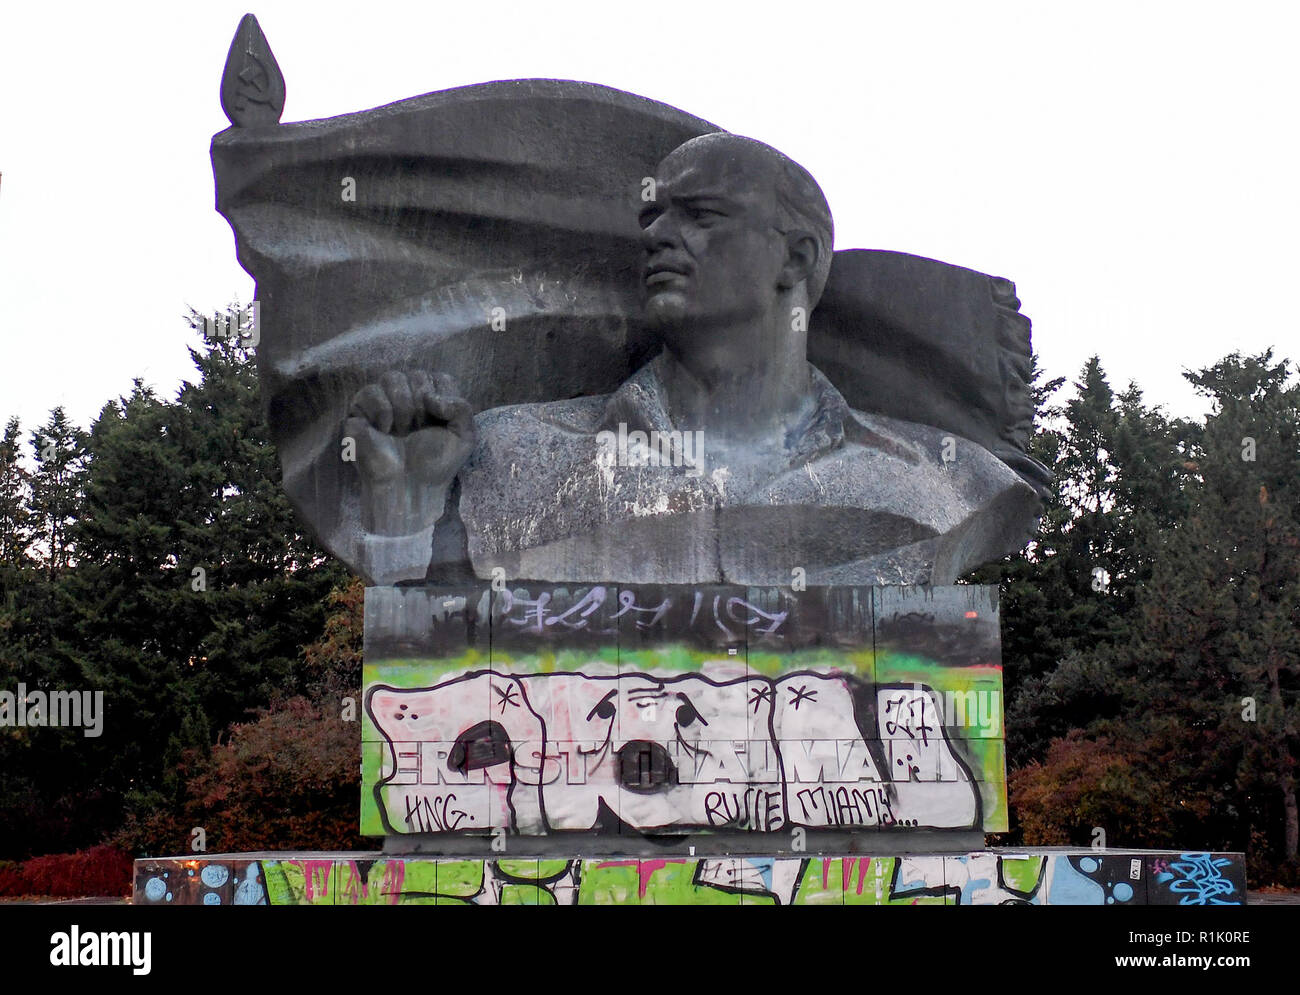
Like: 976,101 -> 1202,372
368,672 -> 978,834
893,853 -> 1158,905
362,584 -> 1007,836
1149,852 -> 1248,906
133,851 -> 1247,905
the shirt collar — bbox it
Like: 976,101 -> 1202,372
600,351 -> 848,464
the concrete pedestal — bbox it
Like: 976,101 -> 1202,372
133,849 -> 1247,906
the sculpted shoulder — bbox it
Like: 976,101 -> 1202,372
844,408 -> 1035,502
759,405 -> 1037,523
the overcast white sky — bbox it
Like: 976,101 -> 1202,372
2,1 -> 1297,437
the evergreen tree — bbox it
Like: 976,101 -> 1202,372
1013,351 -> 1300,880
1120,351 -> 1299,869
973,357 -> 1141,763
0,309 -> 348,857
978,356 -> 1199,784
1108,382 -> 1196,602
0,417 -> 33,566
1052,357 -> 1125,639
27,408 -> 87,578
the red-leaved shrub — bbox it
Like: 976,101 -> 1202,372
0,844 -> 132,898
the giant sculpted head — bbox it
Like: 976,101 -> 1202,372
639,134 -> 833,339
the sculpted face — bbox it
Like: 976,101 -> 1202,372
638,136 -> 790,345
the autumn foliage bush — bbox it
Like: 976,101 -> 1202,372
1010,730 -> 1180,848
0,844 -> 132,897
112,580 -> 365,858
113,695 -> 364,856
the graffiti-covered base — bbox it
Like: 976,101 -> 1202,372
363,584 -> 1008,840
134,850 -> 1246,906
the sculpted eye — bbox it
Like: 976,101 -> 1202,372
688,207 -> 724,224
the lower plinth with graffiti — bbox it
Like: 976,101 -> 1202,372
132,849 -> 1247,905
135,584 -> 1246,906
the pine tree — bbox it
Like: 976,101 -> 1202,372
1147,351 -> 1299,867
0,417 -> 33,566
27,408 -> 87,578
981,357 -> 1196,767
1109,382 -> 1196,601
975,358 -> 1136,763
60,310 -> 348,837
1074,351 -> 1300,874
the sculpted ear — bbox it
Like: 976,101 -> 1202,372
777,230 -> 820,293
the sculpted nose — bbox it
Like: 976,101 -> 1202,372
641,211 -> 680,253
